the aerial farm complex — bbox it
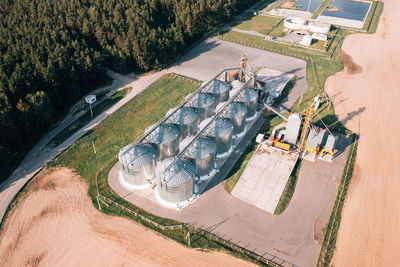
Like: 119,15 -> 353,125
113,56 -> 335,212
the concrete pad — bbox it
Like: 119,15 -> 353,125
317,15 -> 364,29
267,9 -> 313,20
232,144 -> 298,213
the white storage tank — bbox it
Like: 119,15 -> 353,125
145,124 -> 180,160
185,137 -> 217,177
118,143 -> 157,186
189,93 -> 215,122
284,17 -> 307,30
235,88 -> 258,119
203,79 -> 230,103
157,159 -> 195,204
221,102 -> 247,135
308,21 -> 331,34
169,107 -> 198,140
206,118 -> 234,156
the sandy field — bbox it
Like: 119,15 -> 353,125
0,168 -> 254,267
325,0 -> 400,265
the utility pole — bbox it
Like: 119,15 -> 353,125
92,140 -> 97,154
85,94 -> 97,119
186,231 -> 191,247
89,103 -> 93,118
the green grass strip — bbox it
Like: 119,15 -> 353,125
317,134 -> 359,267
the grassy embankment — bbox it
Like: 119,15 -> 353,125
49,88 -> 131,146
317,135 -> 358,267
220,0 -> 383,212
274,159 -> 302,214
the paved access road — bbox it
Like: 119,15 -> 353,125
0,37 -> 306,225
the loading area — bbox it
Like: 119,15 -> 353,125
232,144 -> 298,213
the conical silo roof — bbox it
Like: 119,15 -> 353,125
236,88 -> 258,102
204,80 -> 229,95
163,160 -> 195,185
119,143 -> 157,168
188,92 -> 214,109
145,124 -> 180,144
221,102 -> 247,120
206,118 -> 233,137
169,107 -> 198,125
185,137 -> 216,159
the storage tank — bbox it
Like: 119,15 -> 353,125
221,102 -> 247,135
169,107 -> 198,140
308,21 -> 331,34
206,118 -> 233,155
145,124 -> 180,160
203,80 -> 230,103
188,93 -> 215,122
157,159 -> 195,204
235,88 -> 258,119
185,137 -> 216,176
118,143 -> 157,186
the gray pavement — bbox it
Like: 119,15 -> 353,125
109,134 -> 352,267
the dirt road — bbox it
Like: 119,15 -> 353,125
325,1 -> 400,265
0,168 -> 254,267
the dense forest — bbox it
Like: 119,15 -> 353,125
0,0 -> 258,180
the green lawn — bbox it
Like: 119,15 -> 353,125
50,88 -> 130,146
50,74 -> 200,189
274,158 -> 302,214
224,141 -> 257,193
233,15 -> 283,35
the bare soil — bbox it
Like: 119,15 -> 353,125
0,168 -> 254,267
325,0 -> 400,265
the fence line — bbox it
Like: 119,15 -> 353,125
189,224 -> 298,267
318,136 -> 359,266
95,157 -> 296,266
167,73 -> 202,85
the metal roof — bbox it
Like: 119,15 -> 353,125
169,107 -> 198,125
162,159 -> 195,185
188,92 -> 214,108
203,79 -> 229,94
119,143 -> 156,167
231,80 -> 245,90
235,88 -> 258,102
145,124 -> 180,144
221,102 -> 247,119
205,118 -> 233,137
325,134 -> 336,151
305,127 -> 326,149
185,137 -> 216,159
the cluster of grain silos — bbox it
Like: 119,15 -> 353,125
118,143 -> 157,187
118,74 -> 260,207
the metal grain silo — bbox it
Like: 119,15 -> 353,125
206,118 -> 233,155
118,143 -> 157,186
204,80 -> 230,103
185,137 -> 216,176
157,159 -> 195,203
145,124 -> 180,160
221,102 -> 247,135
188,93 -> 215,122
169,107 -> 198,140
235,88 -> 258,119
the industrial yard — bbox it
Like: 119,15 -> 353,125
1,0 -> 395,266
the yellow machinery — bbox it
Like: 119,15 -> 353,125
319,147 -> 334,160
269,136 -> 291,151
297,103 -> 315,152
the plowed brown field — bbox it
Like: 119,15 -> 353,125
0,168 -> 254,267
325,1 -> 400,265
